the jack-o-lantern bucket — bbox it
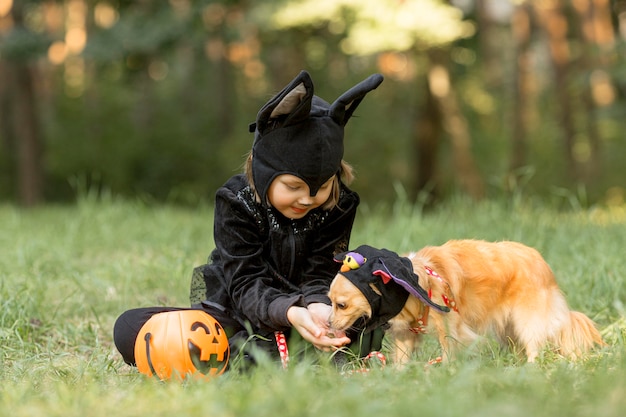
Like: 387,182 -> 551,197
134,310 -> 230,380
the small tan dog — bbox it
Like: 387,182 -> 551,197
329,241 -> 605,365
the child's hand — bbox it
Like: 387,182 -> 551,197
287,306 -> 351,351
306,302 -> 332,329
306,302 -> 348,339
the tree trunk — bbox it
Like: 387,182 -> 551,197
7,3 -> 45,206
426,50 -> 485,200
475,0 -> 502,89
571,0 -> 615,181
12,62 -> 45,206
534,0 -> 578,182
508,2 -> 533,189
0,61 -> 16,198
412,75 -> 442,205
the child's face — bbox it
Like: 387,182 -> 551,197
267,174 -> 334,219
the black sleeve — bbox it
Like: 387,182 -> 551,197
213,186 -> 304,332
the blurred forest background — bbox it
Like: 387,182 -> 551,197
1,0 -> 625,208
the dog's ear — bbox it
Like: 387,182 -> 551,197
368,282 -> 383,296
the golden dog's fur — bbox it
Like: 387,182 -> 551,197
328,239 -> 605,365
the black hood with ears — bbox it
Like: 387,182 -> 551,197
249,71 -> 383,202
334,245 -> 450,331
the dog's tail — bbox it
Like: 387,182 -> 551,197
557,311 -> 605,359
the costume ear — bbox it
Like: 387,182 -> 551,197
250,70 -> 314,134
329,73 -> 384,126
269,83 -> 307,119
373,269 -> 392,284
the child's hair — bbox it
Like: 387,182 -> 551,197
243,152 -> 355,211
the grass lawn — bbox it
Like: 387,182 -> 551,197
1,195 -> 625,417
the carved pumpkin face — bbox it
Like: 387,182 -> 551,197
134,310 -> 230,381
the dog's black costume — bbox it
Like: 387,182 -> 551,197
335,245 -> 450,331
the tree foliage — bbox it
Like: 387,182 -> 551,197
0,0 -> 624,207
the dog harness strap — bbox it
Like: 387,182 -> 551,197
365,351 -> 387,366
275,331 -> 289,369
425,356 -> 443,367
409,305 -> 430,334
424,266 -> 459,313
340,351 -> 387,376
409,266 -> 459,333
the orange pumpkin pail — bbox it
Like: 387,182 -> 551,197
134,310 -> 230,380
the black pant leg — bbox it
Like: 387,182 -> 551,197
113,304 -> 248,366
113,307 -> 184,366
113,304 -> 283,370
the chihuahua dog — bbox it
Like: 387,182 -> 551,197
328,241 -> 605,365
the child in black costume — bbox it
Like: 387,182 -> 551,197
113,70 -> 384,369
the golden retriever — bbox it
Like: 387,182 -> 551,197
328,240 -> 605,365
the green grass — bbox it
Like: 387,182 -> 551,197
1,194 -> 626,417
